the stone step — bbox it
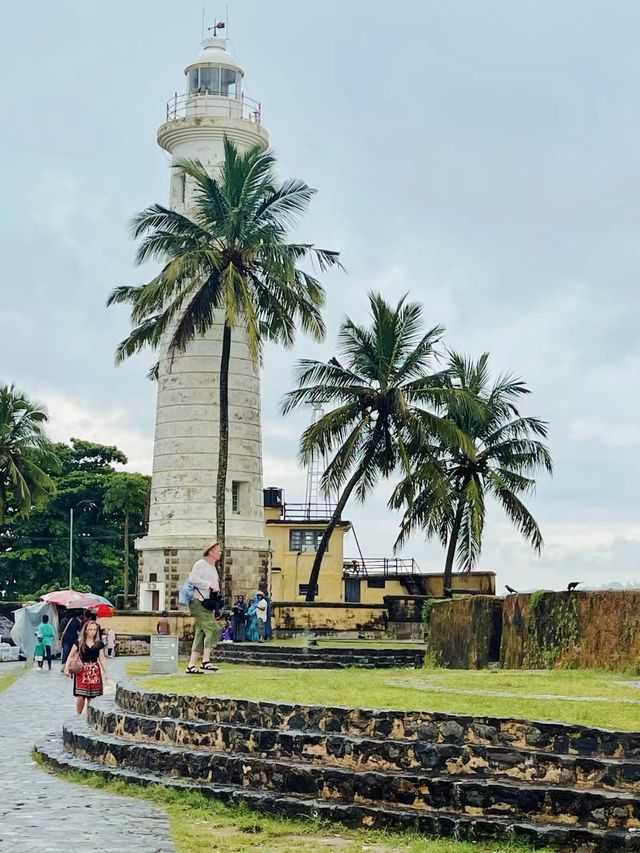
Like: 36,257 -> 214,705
215,644 -> 425,661
116,683 -> 640,761
212,653 -> 410,669
61,719 -> 640,830
215,655 -> 336,669
89,702 -> 640,793
36,732 -> 640,851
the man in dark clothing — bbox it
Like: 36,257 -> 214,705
231,595 -> 247,643
60,611 -> 82,669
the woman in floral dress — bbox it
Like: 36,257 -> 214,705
65,619 -> 109,715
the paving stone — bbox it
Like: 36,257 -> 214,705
0,658 -> 175,853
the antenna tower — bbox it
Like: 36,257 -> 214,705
304,405 -> 332,514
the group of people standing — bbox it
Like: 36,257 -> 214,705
226,592 -> 272,643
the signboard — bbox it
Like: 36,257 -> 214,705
150,634 -> 179,675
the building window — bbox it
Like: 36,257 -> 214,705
232,481 -> 241,513
367,578 -> 386,589
220,68 -> 237,97
149,573 -> 158,583
180,172 -> 187,204
188,65 -> 231,95
289,529 -> 323,552
298,584 -> 318,596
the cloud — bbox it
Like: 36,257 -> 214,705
43,391 -> 153,474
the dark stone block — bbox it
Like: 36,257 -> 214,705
471,723 -> 498,743
438,721 -> 465,743
326,736 -> 346,758
287,714 -> 306,731
373,718 -> 393,737
572,733 -> 600,755
416,722 -> 438,742
414,743 -> 451,770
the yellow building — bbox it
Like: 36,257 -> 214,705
263,488 -> 495,604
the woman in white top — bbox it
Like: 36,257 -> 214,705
186,543 -> 222,673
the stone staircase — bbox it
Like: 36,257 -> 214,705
35,682 -> 640,851
211,643 -> 425,669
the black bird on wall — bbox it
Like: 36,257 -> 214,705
567,581 -> 582,591
505,585 -> 518,594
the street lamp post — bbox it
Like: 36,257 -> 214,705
69,501 -> 95,589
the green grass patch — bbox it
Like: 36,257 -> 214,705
130,661 -> 640,731
0,668 -> 22,693
36,754 -> 542,853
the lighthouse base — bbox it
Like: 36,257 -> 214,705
135,534 -> 271,611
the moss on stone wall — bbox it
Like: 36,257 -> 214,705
501,590 -> 640,671
514,591 -> 579,668
426,596 -> 499,669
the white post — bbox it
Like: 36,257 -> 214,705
68,507 -> 74,589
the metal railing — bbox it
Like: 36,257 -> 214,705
164,92 -> 262,125
282,502 -> 338,522
343,557 -> 423,578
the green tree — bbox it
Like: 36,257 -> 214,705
0,439 -> 148,601
0,385 -> 58,521
104,472 -> 150,609
392,353 -> 553,596
281,293 -> 470,602
108,140 -> 340,593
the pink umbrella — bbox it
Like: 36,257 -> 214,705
40,590 -> 115,616
40,589 -> 88,607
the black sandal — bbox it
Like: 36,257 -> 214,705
200,661 -> 218,671
185,666 -> 202,675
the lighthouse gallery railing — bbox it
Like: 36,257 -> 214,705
165,92 -> 262,125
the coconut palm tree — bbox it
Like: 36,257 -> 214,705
281,293 -> 471,602
0,385 -> 58,521
392,352 -> 553,596
107,140 -> 340,587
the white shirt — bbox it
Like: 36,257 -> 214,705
188,559 -> 220,598
255,598 -> 268,621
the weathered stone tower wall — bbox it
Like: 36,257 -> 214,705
135,37 -> 270,610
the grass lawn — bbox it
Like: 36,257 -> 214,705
130,661 -> 640,731
37,759 -> 543,853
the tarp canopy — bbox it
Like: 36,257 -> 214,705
11,602 -> 60,658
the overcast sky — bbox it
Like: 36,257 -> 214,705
2,1 -> 640,591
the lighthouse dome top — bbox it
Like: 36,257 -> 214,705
185,37 -> 244,76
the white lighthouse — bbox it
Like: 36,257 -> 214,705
136,35 -> 270,611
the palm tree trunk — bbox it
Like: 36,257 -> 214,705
443,499 -> 464,598
305,430 -> 382,603
123,512 -> 130,609
216,322 -> 232,602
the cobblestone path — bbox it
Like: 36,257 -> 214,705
0,658 -> 175,853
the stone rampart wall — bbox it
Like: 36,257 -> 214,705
425,590 -> 640,671
501,589 -> 640,670
272,602 -> 387,632
426,596 -> 500,668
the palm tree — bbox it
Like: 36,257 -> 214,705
281,293 -> 471,602
0,385 -> 58,521
107,140 -> 340,588
103,472 -> 151,609
392,352 -> 553,597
